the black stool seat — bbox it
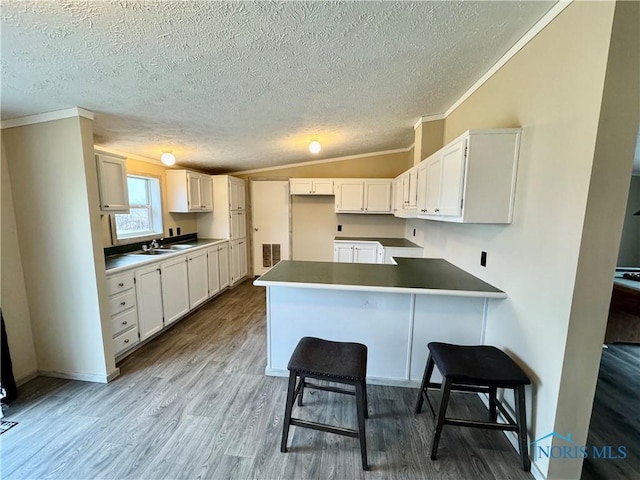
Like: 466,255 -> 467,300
429,343 -> 531,387
281,337 -> 369,470
288,337 -> 367,380
415,342 -> 531,472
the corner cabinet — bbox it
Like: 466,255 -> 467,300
166,170 -> 213,213
417,129 -> 521,224
335,179 -> 393,214
96,151 -> 130,214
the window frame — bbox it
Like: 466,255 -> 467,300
111,174 -> 164,245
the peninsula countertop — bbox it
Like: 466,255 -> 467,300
254,258 -> 506,298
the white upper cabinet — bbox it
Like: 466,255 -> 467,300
290,178 -> 334,195
418,129 -> 521,224
335,180 -> 364,212
229,178 -> 246,211
95,152 -> 130,214
335,179 -> 392,214
394,167 -> 418,218
166,170 -> 213,213
364,180 -> 392,213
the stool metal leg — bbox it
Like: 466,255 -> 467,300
430,377 -> 452,461
363,380 -> 369,419
489,386 -> 498,422
355,380 -> 369,470
281,371 -> 298,453
515,384 -> 531,472
297,375 -> 305,407
415,354 -> 435,414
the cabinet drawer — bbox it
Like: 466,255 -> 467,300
110,308 -> 138,337
109,290 -> 136,316
106,273 -> 134,296
113,326 -> 139,356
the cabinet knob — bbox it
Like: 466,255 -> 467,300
435,208 -> 440,212
124,339 -> 130,344
122,321 -> 128,325
104,205 -> 110,208
120,301 -> 126,306
118,282 -> 124,287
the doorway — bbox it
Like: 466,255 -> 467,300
250,180 -> 291,276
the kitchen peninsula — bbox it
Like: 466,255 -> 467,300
254,258 -> 506,386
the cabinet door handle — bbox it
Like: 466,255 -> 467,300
435,208 -> 440,212
120,301 -> 126,306
124,339 -> 130,344
118,282 -> 124,287
122,321 -> 128,325
104,205 -> 110,208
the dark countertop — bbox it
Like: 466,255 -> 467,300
334,236 -> 422,248
614,267 -> 640,294
254,258 -> 505,298
105,238 -> 227,273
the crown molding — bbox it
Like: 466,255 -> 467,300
413,114 -> 446,130
1,107 -> 94,129
93,146 -> 166,166
231,146 -> 412,175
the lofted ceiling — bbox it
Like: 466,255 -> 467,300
1,1 -> 557,173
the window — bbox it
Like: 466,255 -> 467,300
114,175 -> 163,242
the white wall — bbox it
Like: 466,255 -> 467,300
2,116 -> 117,382
407,2 -> 638,478
1,139 -> 37,383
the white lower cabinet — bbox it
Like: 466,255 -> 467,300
111,242 -> 232,360
207,242 -> 230,297
230,239 -> 248,285
187,249 -> 209,309
106,271 -> 139,356
134,264 -> 164,341
160,255 -> 190,326
333,242 -> 380,264
218,243 -> 230,290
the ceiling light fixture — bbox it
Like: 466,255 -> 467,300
161,151 -> 176,166
309,140 -> 321,154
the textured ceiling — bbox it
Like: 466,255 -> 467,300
1,1 -> 556,173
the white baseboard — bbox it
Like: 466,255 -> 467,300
264,367 -> 421,388
477,392 -> 546,479
38,368 -> 119,384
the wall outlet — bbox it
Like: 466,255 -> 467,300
337,224 -> 342,232
481,251 -> 487,267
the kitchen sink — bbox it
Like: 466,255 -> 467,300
158,244 -> 195,250
129,249 -> 175,256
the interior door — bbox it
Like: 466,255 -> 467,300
251,180 -> 291,276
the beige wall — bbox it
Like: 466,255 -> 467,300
407,2 -> 637,478
3,116 -> 116,381
1,139 -> 37,383
617,175 -> 640,266
101,158 -> 199,247
413,119 -> 445,165
237,151 -> 411,262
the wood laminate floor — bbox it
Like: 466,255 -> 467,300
1,280 -> 532,480
581,343 -> 640,480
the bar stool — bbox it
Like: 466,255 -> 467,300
280,336 -> 369,470
415,342 -> 531,472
